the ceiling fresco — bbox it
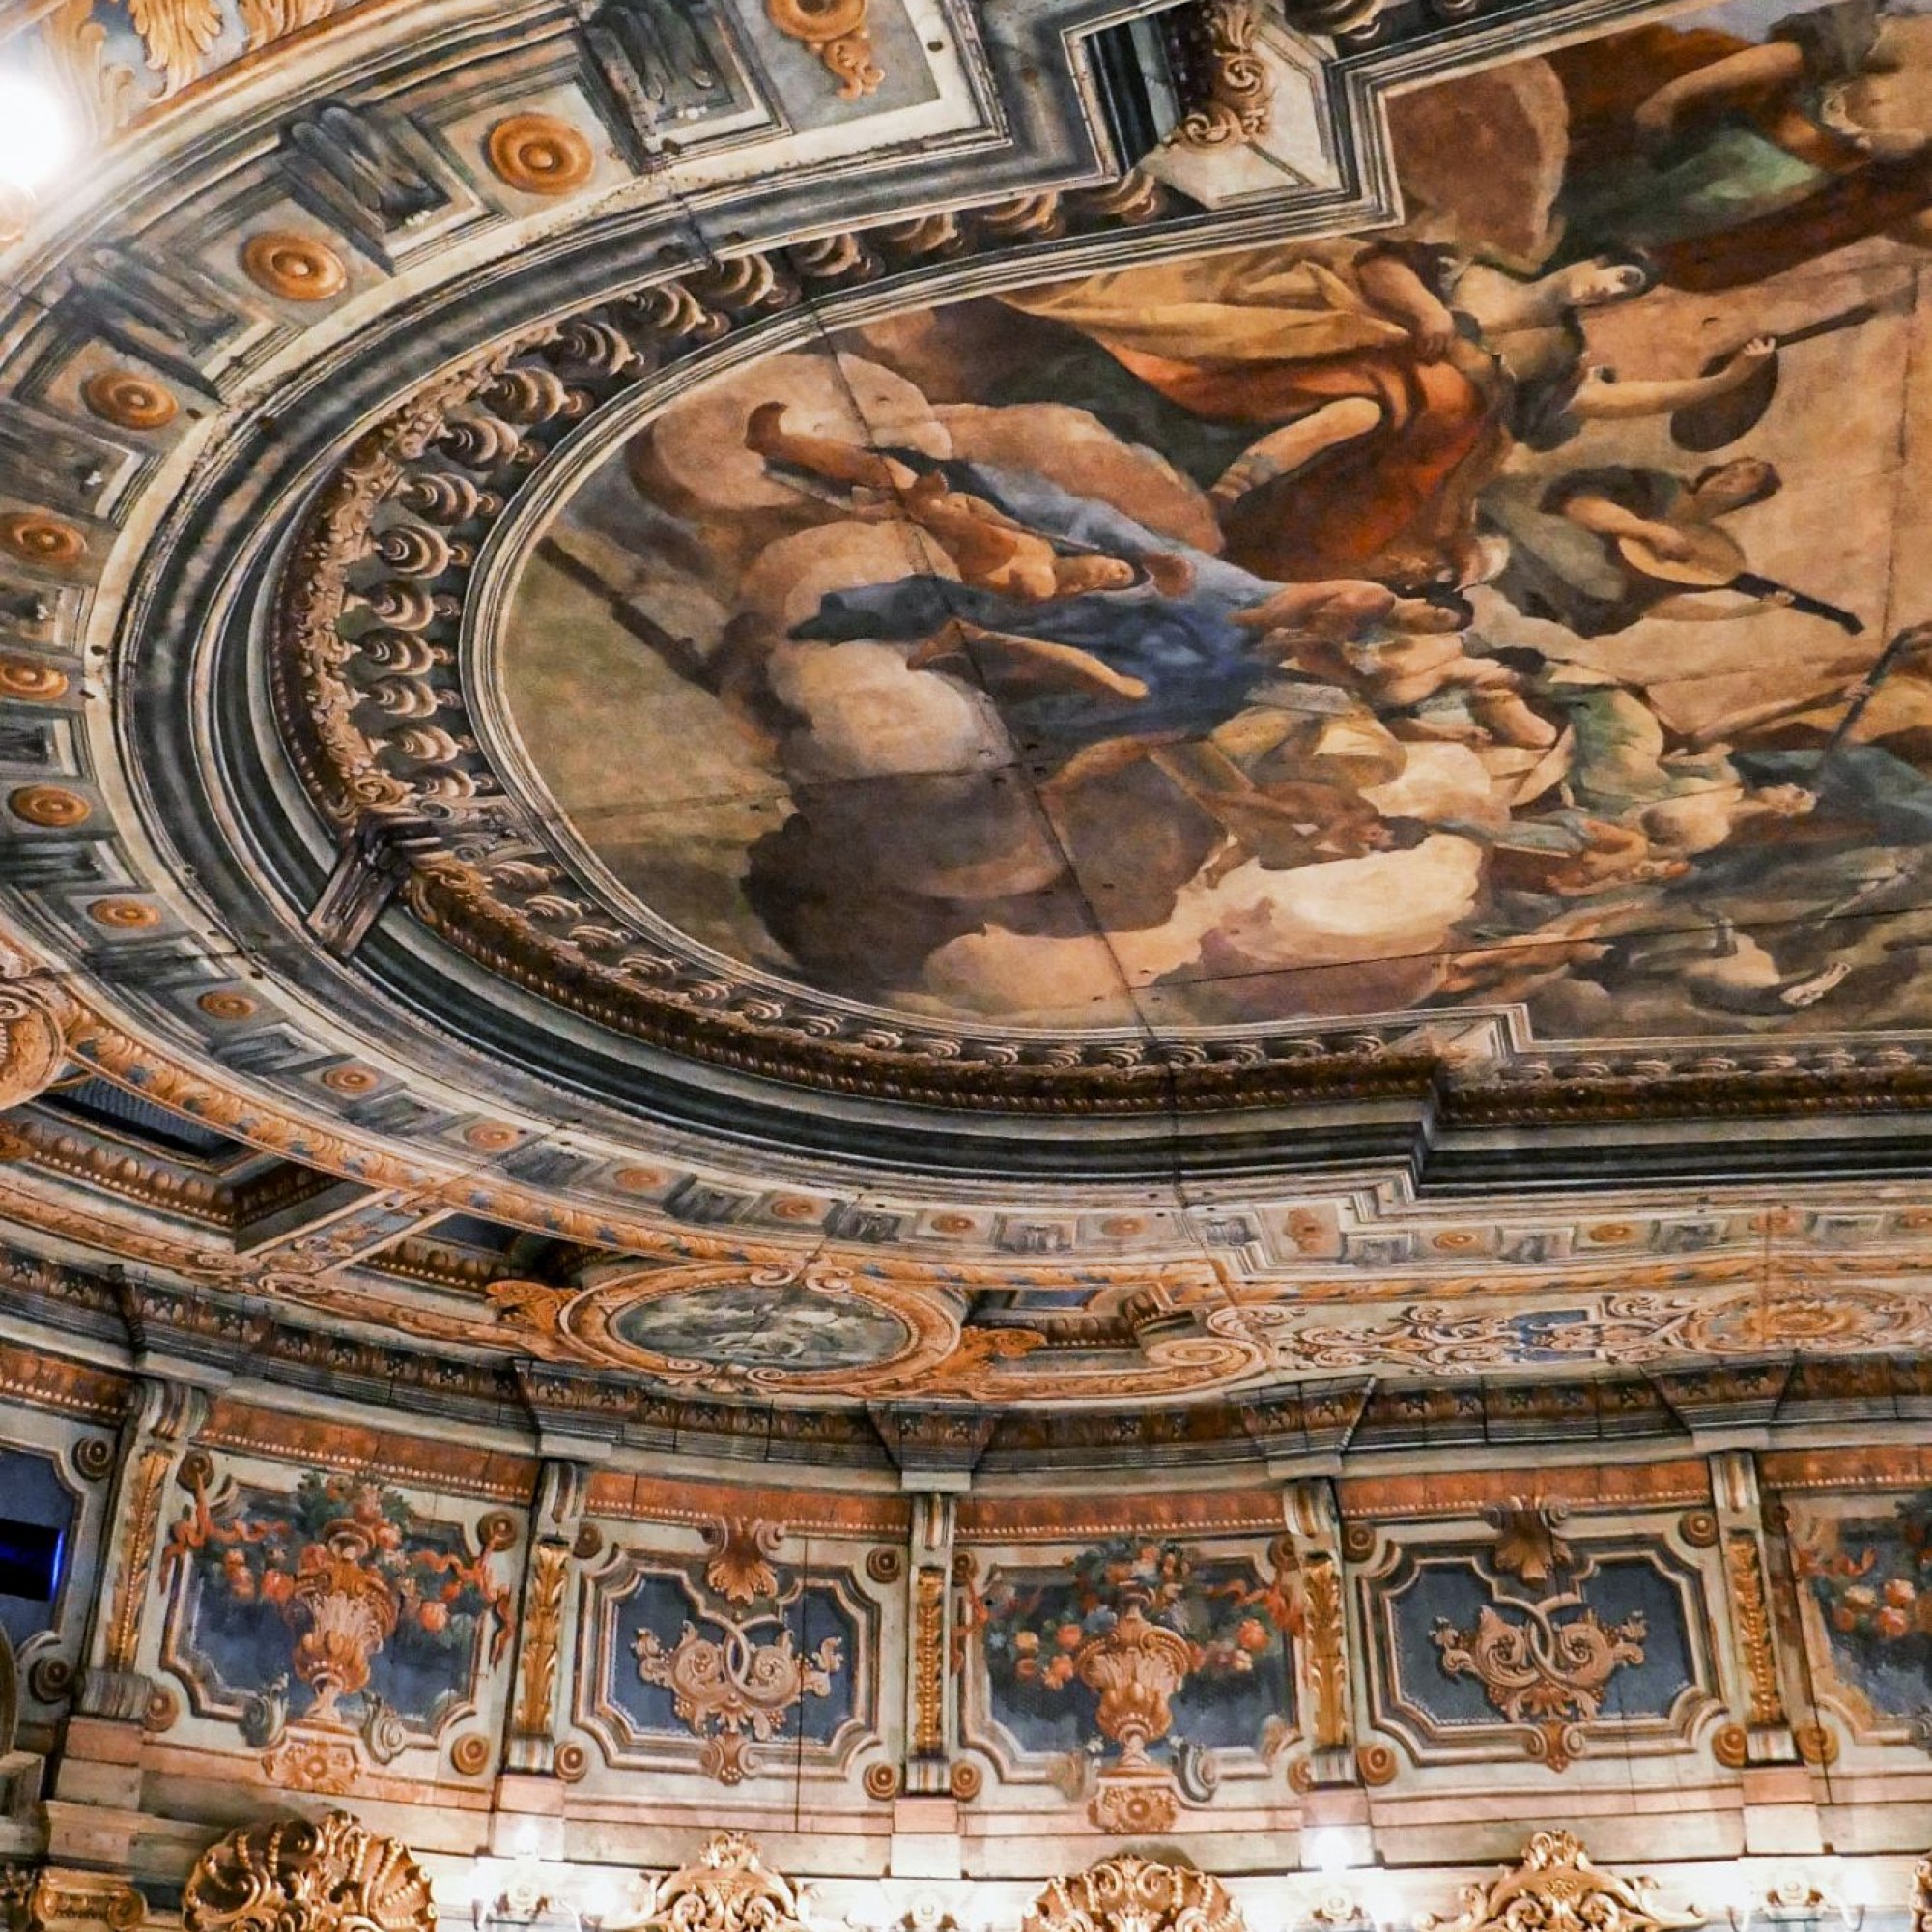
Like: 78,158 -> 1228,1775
501,0 -> 1932,1046
9,0 -> 1932,1451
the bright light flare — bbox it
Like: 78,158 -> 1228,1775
1309,1829 -> 1354,1877
0,71 -> 77,198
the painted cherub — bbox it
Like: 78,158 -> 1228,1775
1231,578 -> 1559,751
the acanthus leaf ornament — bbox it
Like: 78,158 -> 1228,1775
1432,1601 -> 1646,1771
182,1813 -> 436,1932
704,1518 -> 782,1605
1422,1832 -> 1704,1932
128,0 -> 225,94
1168,0 -> 1275,149
511,1540 -> 570,1740
1021,1858 -> 1246,1932
765,0 -> 882,99
613,1833 -> 810,1932
0,979 -> 70,1113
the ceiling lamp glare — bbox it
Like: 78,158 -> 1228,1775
0,69 -> 77,200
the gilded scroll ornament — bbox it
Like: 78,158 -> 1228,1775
617,1833 -> 810,1932
511,1540 -> 569,1737
1,1871 -> 145,1932
1432,1602 -> 1646,1771
765,0 -> 882,99
1423,1832 -> 1703,1932
183,1814 -> 435,1932
635,1614 -> 841,1782
1021,1858 -> 1246,1932
0,980 -> 68,1112
1169,0 -> 1274,148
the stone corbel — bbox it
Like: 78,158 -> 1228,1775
0,977 -> 72,1115
1707,1448 -> 1801,1767
1279,1477 -> 1354,1788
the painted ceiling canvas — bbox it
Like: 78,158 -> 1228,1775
502,0 -> 1932,1043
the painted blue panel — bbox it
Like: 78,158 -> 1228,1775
1387,1553 -> 1694,1728
0,1446 -> 75,1651
606,1566 -> 860,1743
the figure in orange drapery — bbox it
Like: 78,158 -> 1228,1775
1003,240 -> 1508,586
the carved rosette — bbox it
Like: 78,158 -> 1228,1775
183,1814 -> 435,1932
1021,1858 -> 1246,1932
1428,1832 -> 1705,1932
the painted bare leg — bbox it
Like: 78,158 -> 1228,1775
743,401 -> 909,492
1208,397 -> 1384,512
908,620 -> 1150,702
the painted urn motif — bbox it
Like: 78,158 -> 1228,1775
287,1519 -> 402,1719
1075,1598 -> 1195,1768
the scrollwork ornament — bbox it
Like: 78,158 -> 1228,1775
623,1833 -> 810,1932
0,980 -> 69,1112
765,0 -> 883,98
1021,1858 -> 1245,1932
1169,0 -> 1274,148
1422,1832 -> 1704,1932
182,1813 -> 436,1932
1432,1602 -> 1646,1772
